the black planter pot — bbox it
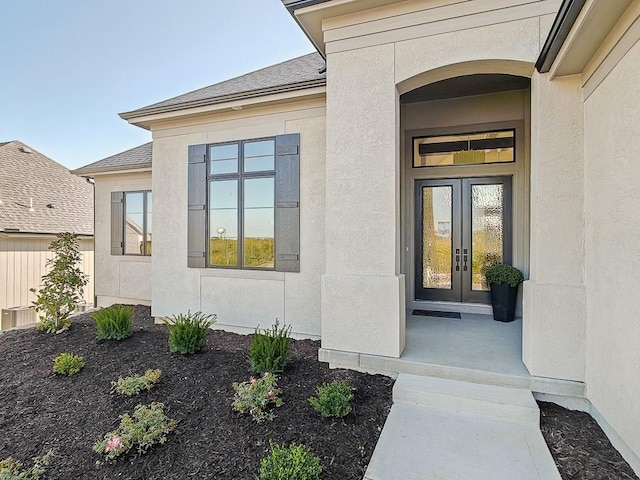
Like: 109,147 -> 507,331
489,283 -> 519,322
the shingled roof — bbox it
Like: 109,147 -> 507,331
73,142 -> 152,175
120,52 -> 325,119
0,141 -> 93,235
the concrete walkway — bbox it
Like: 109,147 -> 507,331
364,374 -> 561,480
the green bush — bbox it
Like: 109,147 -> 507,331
52,353 -> 85,376
163,311 -> 216,354
249,319 -> 292,373
111,369 -> 162,397
91,305 -> 134,340
308,380 -> 353,418
0,450 -> 53,480
232,372 -> 283,423
257,442 -> 322,480
485,263 -> 524,288
31,233 -> 88,334
93,402 -> 177,460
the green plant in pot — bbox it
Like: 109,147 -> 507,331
485,263 -> 524,322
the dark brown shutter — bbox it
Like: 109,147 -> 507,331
275,133 -> 300,272
111,191 -> 124,255
188,144 -> 207,268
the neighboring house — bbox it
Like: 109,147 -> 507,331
74,0 -> 640,473
0,141 -> 94,321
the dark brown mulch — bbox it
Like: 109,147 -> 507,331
539,401 -> 639,480
0,306 -> 394,479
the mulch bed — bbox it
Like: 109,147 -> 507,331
0,306 -> 394,479
539,401 -> 639,480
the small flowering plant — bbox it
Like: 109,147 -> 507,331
93,402 -> 176,460
232,372 -> 283,423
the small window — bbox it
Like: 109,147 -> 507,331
414,130 -> 515,167
124,191 -> 152,255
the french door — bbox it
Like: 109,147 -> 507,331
415,177 -> 512,304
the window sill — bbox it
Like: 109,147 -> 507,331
198,268 -> 284,281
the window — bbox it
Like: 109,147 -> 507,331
187,134 -> 300,272
208,140 -> 275,268
413,130 -> 515,167
110,190 -> 151,256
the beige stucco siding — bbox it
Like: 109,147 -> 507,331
0,236 -> 94,313
150,100 -> 326,337
93,172 -> 152,307
584,37 -> 640,469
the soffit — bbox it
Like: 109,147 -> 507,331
401,74 -> 530,103
549,0 -> 634,77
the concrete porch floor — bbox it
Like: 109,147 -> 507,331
319,311 -> 585,397
403,311 -> 529,377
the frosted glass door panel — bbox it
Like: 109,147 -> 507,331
422,186 -> 453,289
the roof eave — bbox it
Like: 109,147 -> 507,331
72,164 -> 152,176
535,0 -> 587,73
120,79 -> 326,122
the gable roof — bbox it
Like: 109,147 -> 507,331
73,142 -> 152,175
120,52 -> 325,120
0,141 -> 93,236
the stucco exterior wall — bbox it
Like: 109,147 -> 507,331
0,235 -> 94,312
583,38 -> 640,469
322,0 -> 561,360
149,100 -> 326,338
523,73 -> 586,382
93,172 -> 152,307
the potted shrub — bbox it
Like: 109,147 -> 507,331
485,264 -> 524,322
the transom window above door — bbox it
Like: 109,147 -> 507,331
413,130 -> 514,167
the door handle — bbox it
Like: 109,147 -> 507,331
455,248 -> 460,271
463,248 -> 468,271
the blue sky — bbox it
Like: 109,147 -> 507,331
0,0 -> 314,170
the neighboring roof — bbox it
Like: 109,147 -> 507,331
0,141 -> 93,236
120,53 -> 325,120
535,0 -> 586,73
73,142 -> 152,175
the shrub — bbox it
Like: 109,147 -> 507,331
232,372 -> 283,423
0,450 -> 53,480
257,442 -> 322,480
308,380 -> 353,418
31,233 -> 88,334
111,369 -> 162,397
249,319 -> 292,373
30,233 -> 89,333
93,402 -> 176,460
91,305 -> 134,340
52,353 -> 85,376
485,263 -> 524,288
163,311 -> 216,354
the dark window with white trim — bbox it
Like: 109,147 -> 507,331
187,134 -> 300,272
111,190 -> 152,256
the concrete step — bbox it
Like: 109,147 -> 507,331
393,373 -> 540,426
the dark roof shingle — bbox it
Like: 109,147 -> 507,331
73,142 -> 152,175
0,141 -> 93,235
121,52 -> 325,118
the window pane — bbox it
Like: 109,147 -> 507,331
414,131 -> 514,167
244,140 -> 275,172
209,180 -> 238,267
422,186 -> 452,289
125,192 -> 144,255
243,178 -> 274,268
145,192 -> 152,255
210,143 -> 238,175
471,184 -> 504,291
